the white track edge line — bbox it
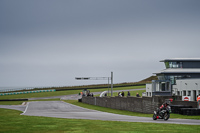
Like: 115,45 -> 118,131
20,102 -> 29,115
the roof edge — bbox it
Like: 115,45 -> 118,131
160,58 -> 200,62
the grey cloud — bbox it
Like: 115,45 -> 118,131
0,0 -> 200,87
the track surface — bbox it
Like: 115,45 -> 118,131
1,88 -> 200,125
20,101 -> 200,125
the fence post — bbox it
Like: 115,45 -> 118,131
94,97 -> 96,105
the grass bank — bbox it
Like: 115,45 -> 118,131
0,108 -> 199,133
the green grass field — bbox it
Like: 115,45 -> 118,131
0,108 -> 200,133
0,85 -> 200,132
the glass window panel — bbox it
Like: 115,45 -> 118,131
169,62 -> 173,68
172,62 -> 177,68
180,62 -> 183,68
170,76 -> 175,85
165,62 -> 169,68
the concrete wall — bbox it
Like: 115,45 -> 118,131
82,96 -> 182,114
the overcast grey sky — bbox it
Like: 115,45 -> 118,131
0,0 -> 200,87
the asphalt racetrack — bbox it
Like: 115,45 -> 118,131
24,101 -> 200,125
1,100 -> 200,125
0,88 -> 200,125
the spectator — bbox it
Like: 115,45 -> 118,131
118,92 -> 122,97
87,91 -> 91,97
87,92 -> 90,97
197,94 -> 200,102
127,91 -> 130,96
136,93 -> 140,97
121,91 -> 124,97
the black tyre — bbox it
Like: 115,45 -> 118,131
153,114 -> 157,120
164,113 -> 170,121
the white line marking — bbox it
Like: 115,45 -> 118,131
20,102 -> 29,115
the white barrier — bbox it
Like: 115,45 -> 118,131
100,91 -> 108,97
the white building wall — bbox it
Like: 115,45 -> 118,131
146,79 -> 200,101
173,79 -> 200,101
146,83 -> 152,97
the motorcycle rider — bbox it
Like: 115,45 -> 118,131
160,102 -> 169,110
158,102 -> 169,117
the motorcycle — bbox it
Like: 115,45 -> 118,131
153,105 -> 171,121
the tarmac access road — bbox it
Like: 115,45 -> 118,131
0,88 -> 144,111
0,104 -> 26,112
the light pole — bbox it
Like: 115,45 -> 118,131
75,72 -> 113,96
111,71 -> 113,97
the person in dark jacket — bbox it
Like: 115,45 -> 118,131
121,91 -> 124,97
136,93 -> 140,97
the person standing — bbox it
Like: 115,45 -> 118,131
118,92 -> 122,97
197,94 -> 200,102
121,91 -> 124,97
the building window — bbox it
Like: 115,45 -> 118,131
165,62 -> 169,68
172,62 -> 177,68
169,62 -> 173,68
179,62 -> 183,68
188,91 -> 191,96
167,61 -> 183,68
158,75 -> 165,80
183,91 -> 186,96
165,75 -> 182,85
170,76 -> 175,85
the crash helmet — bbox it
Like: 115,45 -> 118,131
165,101 -> 170,106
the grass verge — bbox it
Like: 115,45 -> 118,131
0,108 -> 200,133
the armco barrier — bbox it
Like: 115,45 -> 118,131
0,89 -> 56,96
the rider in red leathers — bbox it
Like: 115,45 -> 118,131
158,102 -> 169,117
160,102 -> 169,110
